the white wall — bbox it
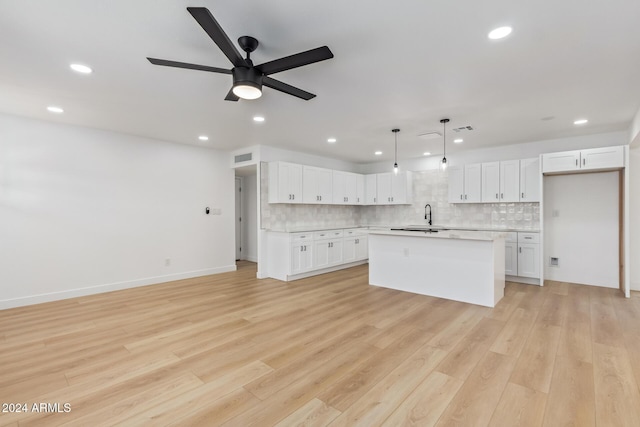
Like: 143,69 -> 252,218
0,113 -> 236,309
630,145 -> 640,290
260,145 -> 358,172
242,174 -> 258,262
543,172 -> 620,288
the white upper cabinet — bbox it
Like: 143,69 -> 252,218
268,162 -> 303,203
482,161 -> 519,203
302,166 -> 333,204
365,174 -> 377,205
333,171 -> 360,205
542,146 -> 623,174
355,174 -> 365,205
449,164 -> 481,203
377,171 -> 413,204
481,162 -> 500,203
581,146 -> 624,171
519,158 -> 540,202
500,160 -> 520,202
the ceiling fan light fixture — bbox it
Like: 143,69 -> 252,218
232,67 -> 263,100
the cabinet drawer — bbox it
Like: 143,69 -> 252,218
313,230 -> 343,240
291,232 -> 313,243
344,228 -> 367,236
504,232 -> 518,243
518,232 -> 539,243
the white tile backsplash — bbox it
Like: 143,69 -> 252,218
261,164 -> 539,231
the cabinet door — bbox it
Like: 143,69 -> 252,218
317,168 -> 333,203
313,240 -> 330,269
390,172 -> 409,204
520,158 -> 540,202
302,166 -> 320,204
287,163 -> 303,203
377,173 -> 392,204
500,160 -> 520,202
343,237 -> 357,263
505,242 -> 518,276
355,174 -> 365,205
365,174 -> 377,204
291,243 -> 312,274
332,171 -> 346,205
518,243 -> 539,278
464,164 -> 482,203
482,162 -> 500,203
355,236 -> 368,260
581,146 -> 624,171
542,150 -> 581,173
344,173 -> 358,204
448,166 -> 465,203
328,239 -> 344,265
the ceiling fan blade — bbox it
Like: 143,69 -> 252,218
257,46 -> 333,75
263,77 -> 316,100
147,58 -> 231,74
187,7 -> 247,68
224,88 -> 240,101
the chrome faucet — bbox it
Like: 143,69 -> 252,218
424,204 -> 432,226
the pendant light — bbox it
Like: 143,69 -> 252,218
440,118 -> 450,170
392,128 -> 400,174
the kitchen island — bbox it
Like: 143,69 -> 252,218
368,229 -> 505,307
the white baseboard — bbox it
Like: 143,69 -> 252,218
241,255 -> 258,263
0,265 -> 237,310
631,281 -> 640,292
506,275 -> 541,286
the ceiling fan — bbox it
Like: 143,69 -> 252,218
147,7 -> 334,101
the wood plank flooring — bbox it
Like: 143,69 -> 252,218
1,262 -> 640,426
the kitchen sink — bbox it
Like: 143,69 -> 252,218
391,227 -> 448,233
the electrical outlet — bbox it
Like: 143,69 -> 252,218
552,209 -> 559,217
211,208 -> 222,215
165,258 -> 171,266
403,248 -> 409,257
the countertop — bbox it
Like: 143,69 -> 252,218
265,225 -> 539,233
369,229 -> 508,241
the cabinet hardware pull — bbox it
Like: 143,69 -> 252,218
583,158 -> 586,166
496,193 -> 498,199
521,192 -> 524,198
575,159 -> 578,166
460,194 -> 463,200
519,247 -> 522,253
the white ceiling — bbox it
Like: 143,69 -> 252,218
1,0 -> 639,164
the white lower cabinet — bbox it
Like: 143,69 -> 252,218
517,243 -> 539,278
267,229 -> 369,281
344,235 -> 368,263
505,232 -> 540,282
291,242 -> 313,275
504,232 -> 518,276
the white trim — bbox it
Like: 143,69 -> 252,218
284,260 -> 368,282
506,275 -> 541,286
624,145 -> 630,297
0,265 -> 237,310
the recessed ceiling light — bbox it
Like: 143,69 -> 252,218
47,106 -> 64,114
374,151 -> 382,156
327,138 -> 337,143
70,63 -> 93,74
573,119 -> 588,125
253,116 -> 265,122
423,152 -> 431,156
454,138 -> 463,143
488,26 -> 512,40
198,135 -> 209,141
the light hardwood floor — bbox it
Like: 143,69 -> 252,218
2,262 -> 640,426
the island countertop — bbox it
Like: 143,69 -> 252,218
368,229 -> 507,242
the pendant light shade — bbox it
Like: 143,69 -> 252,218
392,128 -> 400,174
440,118 -> 450,170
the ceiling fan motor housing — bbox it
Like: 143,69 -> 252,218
232,66 -> 263,90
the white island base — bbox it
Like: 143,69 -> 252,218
368,230 -> 505,308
